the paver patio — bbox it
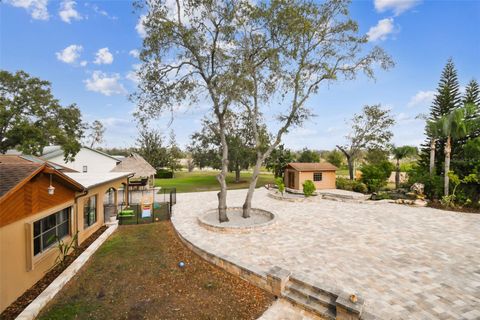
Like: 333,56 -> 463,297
172,188 -> 480,319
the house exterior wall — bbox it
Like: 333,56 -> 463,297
0,201 -> 75,312
0,176 -> 128,312
284,169 -> 336,190
47,148 -> 119,174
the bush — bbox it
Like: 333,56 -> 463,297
156,169 -> 173,179
275,177 -> 285,195
303,180 -> 316,197
407,166 -> 443,199
360,161 -> 394,192
336,177 -> 368,193
353,182 -> 368,193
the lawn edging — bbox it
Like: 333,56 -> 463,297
15,223 -> 118,320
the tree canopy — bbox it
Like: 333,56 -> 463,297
0,70 -> 84,161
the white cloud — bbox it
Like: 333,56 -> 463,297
56,44 -> 83,64
93,47 -> 114,65
374,0 -> 421,15
136,15 -> 147,38
80,60 -> 87,67
129,49 -> 140,58
59,0 -> 81,23
367,18 -> 394,42
84,71 -> 126,96
86,3 -> 117,20
407,90 -> 435,108
6,0 -> 49,20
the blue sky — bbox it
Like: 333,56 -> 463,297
1,0 -> 479,150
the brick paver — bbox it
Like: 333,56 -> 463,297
172,189 -> 480,319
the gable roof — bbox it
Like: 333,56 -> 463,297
111,153 -> 156,178
0,155 -> 84,201
286,162 -> 338,172
41,146 -> 121,162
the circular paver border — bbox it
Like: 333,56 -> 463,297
198,207 -> 277,233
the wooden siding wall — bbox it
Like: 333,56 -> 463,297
0,173 -> 76,228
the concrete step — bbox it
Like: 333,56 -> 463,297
286,281 -> 337,308
284,287 -> 336,320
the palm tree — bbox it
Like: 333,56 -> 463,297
391,145 -> 417,189
427,103 -> 479,195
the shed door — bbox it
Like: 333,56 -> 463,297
288,171 -> 295,188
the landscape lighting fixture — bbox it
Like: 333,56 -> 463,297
48,174 -> 55,195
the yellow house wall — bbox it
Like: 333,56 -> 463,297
0,201 -> 74,312
0,176 -> 128,312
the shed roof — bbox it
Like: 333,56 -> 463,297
286,162 -> 338,172
111,153 -> 156,178
0,155 -> 84,201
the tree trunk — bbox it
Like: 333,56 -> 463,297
429,139 -> 436,176
336,146 -> 353,180
216,117 -> 229,223
444,136 -> 451,196
347,157 -> 354,180
395,158 -> 400,189
235,166 -> 241,183
242,158 -> 262,218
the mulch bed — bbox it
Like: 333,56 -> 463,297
0,226 -> 108,320
428,201 -> 480,213
37,221 -> 274,320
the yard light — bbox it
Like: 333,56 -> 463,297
48,174 -> 55,195
178,261 -> 185,268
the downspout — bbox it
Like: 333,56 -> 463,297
74,189 -> 88,246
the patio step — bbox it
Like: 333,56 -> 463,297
284,278 -> 337,319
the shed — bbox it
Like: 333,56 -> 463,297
284,162 -> 338,190
111,153 -> 156,187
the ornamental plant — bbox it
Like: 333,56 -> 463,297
303,180 -> 316,197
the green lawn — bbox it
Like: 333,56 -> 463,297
38,223 -> 272,319
155,170 -> 275,193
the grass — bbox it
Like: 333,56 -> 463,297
155,170 -> 275,193
38,222 -> 273,320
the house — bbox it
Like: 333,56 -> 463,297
0,155 -> 132,312
284,162 -> 338,190
111,153 -> 156,188
41,145 -> 121,174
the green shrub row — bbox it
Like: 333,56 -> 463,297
336,177 -> 368,194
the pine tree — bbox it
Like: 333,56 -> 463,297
463,79 -> 480,106
419,59 -> 462,174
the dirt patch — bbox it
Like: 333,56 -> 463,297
0,226 -> 108,320
428,201 -> 480,214
37,222 -> 274,319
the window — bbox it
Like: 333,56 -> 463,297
82,165 -> 88,173
313,172 -> 322,181
84,195 -> 97,228
33,208 -> 70,256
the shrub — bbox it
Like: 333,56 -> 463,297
407,166 -> 443,199
353,182 -> 368,193
336,177 -> 368,194
156,169 -> 173,179
360,161 -> 394,192
275,177 -> 285,195
303,180 -> 316,197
